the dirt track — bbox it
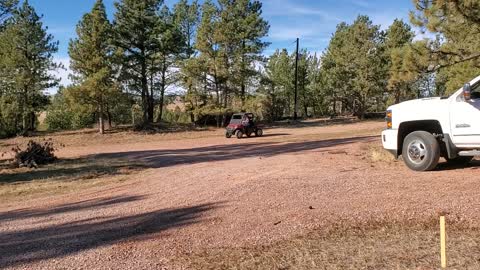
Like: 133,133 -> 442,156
2,121 -> 480,269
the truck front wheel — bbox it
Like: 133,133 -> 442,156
402,131 -> 440,171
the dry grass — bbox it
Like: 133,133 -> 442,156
0,120 -> 385,203
363,143 -> 397,163
0,157 -> 144,202
179,219 -> 480,270
0,126 -> 218,153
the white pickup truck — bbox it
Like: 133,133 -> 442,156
382,75 -> 480,171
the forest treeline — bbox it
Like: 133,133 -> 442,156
0,0 -> 479,137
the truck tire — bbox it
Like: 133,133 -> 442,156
402,131 -> 440,171
445,156 -> 473,166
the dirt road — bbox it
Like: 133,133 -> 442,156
1,121 -> 480,269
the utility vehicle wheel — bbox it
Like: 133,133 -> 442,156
445,156 -> 473,166
256,129 -> 263,137
402,131 -> 440,171
236,130 -> 244,139
225,132 -> 232,138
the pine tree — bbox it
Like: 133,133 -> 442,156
155,6 -> 185,122
308,53 -> 329,117
220,0 -> 269,107
69,0 -> 114,134
409,0 -> 480,94
321,16 -> 387,118
191,0 -> 226,120
174,0 -> 200,123
296,49 -> 310,118
113,0 -> 163,125
385,19 -> 416,103
174,0 -> 199,59
0,0 -> 17,24
5,0 -> 59,134
262,49 -> 293,119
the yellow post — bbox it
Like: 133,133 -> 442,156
440,216 -> 447,268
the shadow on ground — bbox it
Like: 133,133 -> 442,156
0,157 -> 148,184
436,159 -> 480,171
0,136 -> 375,183
0,198 -> 220,268
236,133 -> 290,139
89,136 -> 376,169
0,195 -> 145,222
267,117 -> 375,129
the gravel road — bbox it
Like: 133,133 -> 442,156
1,121 -> 480,269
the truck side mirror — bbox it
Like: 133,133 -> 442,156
463,83 -> 472,101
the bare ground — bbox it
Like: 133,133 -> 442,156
1,120 -> 480,269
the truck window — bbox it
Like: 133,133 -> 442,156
471,83 -> 480,99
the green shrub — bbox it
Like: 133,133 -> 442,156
0,96 -> 20,138
45,109 -> 74,130
162,106 -> 191,124
71,111 -> 95,129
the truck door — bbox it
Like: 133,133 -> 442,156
450,84 -> 480,147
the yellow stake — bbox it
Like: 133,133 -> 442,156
440,216 -> 447,268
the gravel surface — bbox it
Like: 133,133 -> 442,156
1,121 -> 480,269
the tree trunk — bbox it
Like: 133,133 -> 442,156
158,60 -> 167,123
303,90 -> 308,118
158,94 -> 164,123
270,83 -> 276,121
395,90 -> 401,104
148,97 -> 155,123
149,69 -> 157,123
332,95 -> 337,117
241,83 -> 246,108
241,40 -> 246,108
98,103 -> 105,134
106,105 -> 112,129
190,112 -> 195,125
29,112 -> 35,131
216,115 -> 221,128
22,87 -> 28,134
141,57 -> 149,125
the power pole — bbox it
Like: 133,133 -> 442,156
294,38 -> 299,121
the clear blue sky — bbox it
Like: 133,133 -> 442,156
27,0 -> 416,87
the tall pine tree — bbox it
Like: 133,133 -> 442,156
214,0 -> 269,107
7,0 -> 59,133
155,6 -> 184,121
69,0 -> 114,134
174,0 -> 199,59
410,0 -> 480,94
321,16 -> 387,118
113,0 -> 163,125
385,19 -> 416,104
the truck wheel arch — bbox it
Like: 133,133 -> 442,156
397,120 -> 444,157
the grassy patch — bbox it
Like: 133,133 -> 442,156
0,157 -> 145,202
0,127 -> 217,153
178,220 -> 480,270
364,143 -> 397,163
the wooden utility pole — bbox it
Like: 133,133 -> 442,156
294,38 -> 299,121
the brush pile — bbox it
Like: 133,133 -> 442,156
11,139 -> 58,168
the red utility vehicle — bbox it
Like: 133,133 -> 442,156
225,113 -> 264,139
